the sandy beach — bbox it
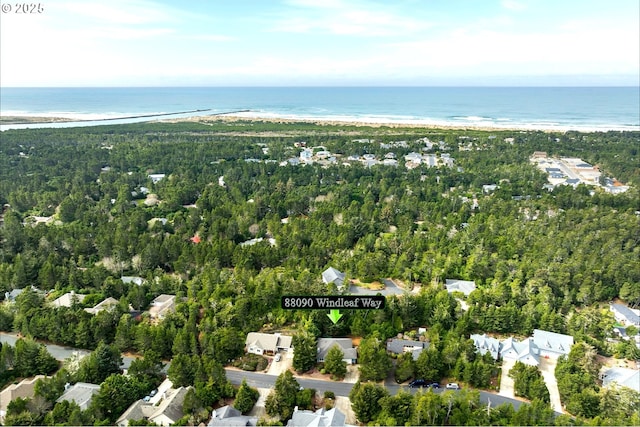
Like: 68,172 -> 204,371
0,116 -> 75,125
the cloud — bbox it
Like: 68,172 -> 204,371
271,0 -> 430,36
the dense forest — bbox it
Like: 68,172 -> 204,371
0,120 -> 638,425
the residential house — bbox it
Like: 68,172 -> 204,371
245,332 -> 293,355
148,294 -> 176,321
500,337 -> 540,366
4,288 -> 25,302
445,279 -> 476,297
322,267 -> 346,291
471,334 -> 501,360
116,386 -> 191,427
532,329 -> 573,358
600,367 -> 640,393
56,382 -> 101,410
287,407 -> 346,427
0,375 -> 47,423
610,303 -> 640,328
148,174 -> 166,184
386,339 -> 429,361
121,276 -> 145,286
51,291 -> 86,308
317,338 -> 357,365
207,405 -> 257,426
84,297 -> 119,315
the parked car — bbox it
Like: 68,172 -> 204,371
274,353 -> 282,362
426,382 -> 440,389
445,383 -> 460,390
409,379 -> 428,388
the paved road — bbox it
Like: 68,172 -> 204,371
2,332 -> 529,411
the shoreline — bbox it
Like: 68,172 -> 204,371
1,112 -> 638,133
170,113 -> 639,133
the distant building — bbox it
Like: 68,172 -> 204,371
610,303 -> 640,327
84,297 -> 119,315
445,279 -> 476,296
57,382 -> 100,411
600,367 -> 640,393
0,375 -> 47,423
148,174 -> 166,184
317,338 -> 357,364
121,276 -> 145,286
51,291 -> 86,308
148,294 -> 176,321
322,267 -> 346,291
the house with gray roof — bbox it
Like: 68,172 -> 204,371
51,291 -> 87,308
245,332 -> 293,355
317,338 -> 357,364
1,375 -> 47,423
56,382 -> 100,410
532,329 -> 573,358
116,386 -> 191,427
386,339 -> 429,360
600,367 -> 640,393
445,279 -> 476,296
287,407 -> 346,427
610,303 -> 640,327
84,297 -> 119,315
322,267 -> 346,291
4,288 -> 25,302
208,405 -> 257,426
500,337 -> 540,366
471,334 -> 501,360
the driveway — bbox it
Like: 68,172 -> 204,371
539,357 -> 564,413
499,359 -> 516,398
266,350 -> 293,376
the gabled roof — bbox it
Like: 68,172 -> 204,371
245,333 -> 293,352
532,329 -> 574,355
322,267 -> 345,288
51,292 -> 86,308
500,337 -> 540,366
317,338 -> 357,361
611,303 -> 640,326
208,405 -> 257,426
445,279 -> 476,296
84,297 -> 119,315
386,339 -> 429,355
471,334 -> 501,360
56,382 -> 100,410
601,367 -> 640,393
287,407 -> 346,427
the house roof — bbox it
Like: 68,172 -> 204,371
386,339 -> 429,354
445,279 -> 476,296
56,382 -> 100,410
51,291 -> 87,308
501,337 -> 540,366
322,267 -> 345,287
84,297 -> 119,315
601,367 -> 640,393
117,386 -> 191,427
4,288 -> 25,301
0,375 -> 46,412
611,303 -> 640,326
317,338 -> 357,361
471,334 -> 501,360
208,405 -> 257,426
532,329 -> 574,355
245,333 -> 293,352
121,276 -> 145,286
287,407 -> 346,427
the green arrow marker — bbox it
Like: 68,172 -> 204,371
327,309 -> 343,324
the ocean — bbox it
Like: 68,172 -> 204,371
1,86 -> 639,132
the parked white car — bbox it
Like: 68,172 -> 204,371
274,353 -> 282,362
446,383 -> 460,390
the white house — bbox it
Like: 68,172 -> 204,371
500,337 -> 540,366
600,367 -> 640,393
245,332 -> 293,355
322,267 -> 346,291
532,329 -> 573,358
51,291 -> 86,308
56,382 -> 100,411
445,279 -> 476,296
317,338 -> 357,364
471,334 -> 501,360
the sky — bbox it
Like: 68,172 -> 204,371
1,0 -> 638,86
